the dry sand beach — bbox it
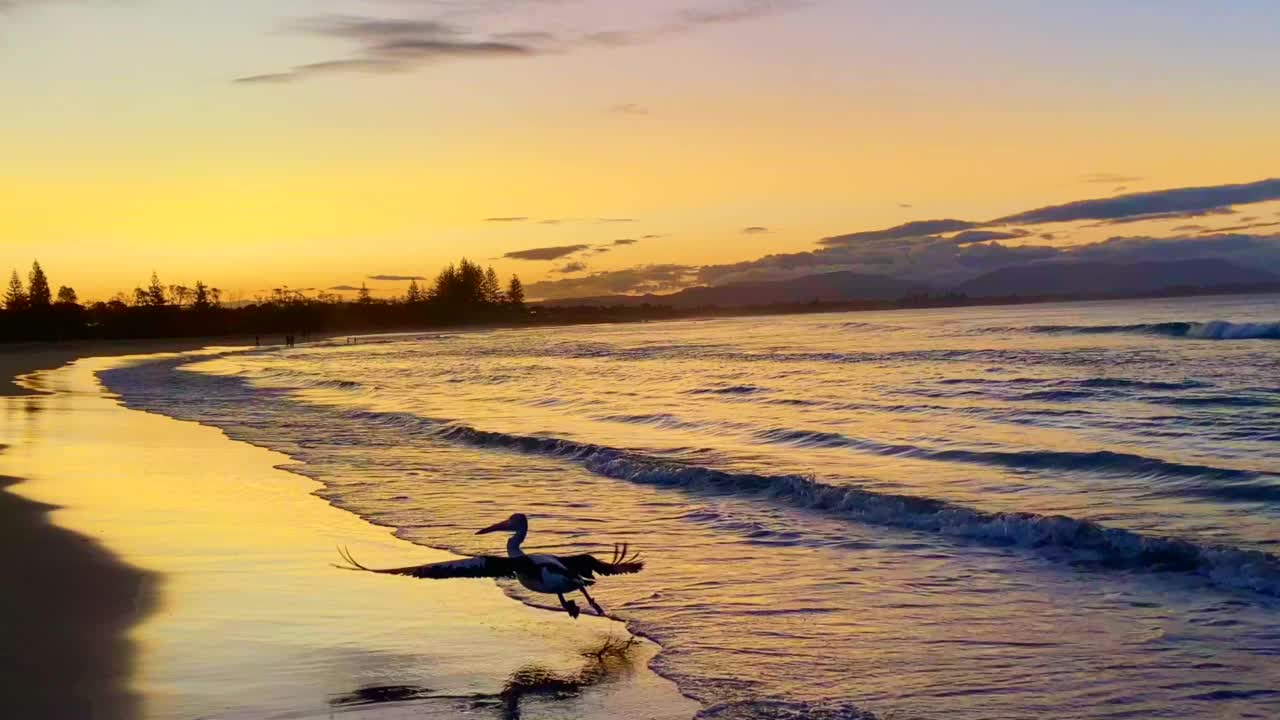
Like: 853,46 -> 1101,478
0,348 -> 697,720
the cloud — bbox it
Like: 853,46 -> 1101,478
554,261 -> 589,274
742,226 -> 770,234
484,216 -> 529,222
612,238 -> 639,245
238,2 -> 810,84
236,14 -> 541,83
367,274 -> 426,281
525,263 -> 698,299
517,177 -> 1280,300
582,0 -> 810,47
676,0 -> 812,28
1081,172 -> 1145,184
950,229 -> 1029,244
996,178 -> 1280,225
820,219 -> 979,246
1089,206 -> 1237,226
537,219 -> 562,224
898,203 -> 914,208
609,103 -> 649,115
1206,220 -> 1280,234
641,234 -> 664,239
502,244 -> 591,260
328,284 -> 362,291
597,217 -> 636,223
234,73 -> 300,84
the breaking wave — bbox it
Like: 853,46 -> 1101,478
1024,320 -> 1280,340
343,409 -> 1280,596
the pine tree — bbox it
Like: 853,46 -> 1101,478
192,281 -> 212,310
457,259 -> 485,304
507,275 -> 525,308
357,282 -> 372,304
27,260 -> 52,308
146,271 -> 167,306
482,266 -> 502,304
55,286 -> 78,305
4,270 -> 28,311
405,279 -> 423,303
431,263 -> 458,302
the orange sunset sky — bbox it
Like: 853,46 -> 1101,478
3,1 -> 1279,300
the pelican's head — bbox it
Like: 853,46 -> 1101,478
476,512 -> 528,535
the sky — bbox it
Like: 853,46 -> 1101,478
2,0 -> 1279,301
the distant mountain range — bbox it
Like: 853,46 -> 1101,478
956,258 -> 1279,297
538,260 -> 1279,308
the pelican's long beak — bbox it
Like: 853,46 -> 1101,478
476,518 -> 514,535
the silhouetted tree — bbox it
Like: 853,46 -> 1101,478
482,266 -> 502,304
4,270 -> 28,311
192,281 -> 213,310
405,279 -> 424,303
146,271 -> 167,307
27,261 -> 52,308
507,275 -> 525,308
2,257 -> 538,343
168,284 -> 193,307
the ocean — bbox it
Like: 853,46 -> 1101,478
101,294 -> 1280,719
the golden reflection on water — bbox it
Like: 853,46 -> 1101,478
0,355 -> 695,720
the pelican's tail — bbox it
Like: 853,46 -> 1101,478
609,543 -> 644,573
332,545 -> 373,572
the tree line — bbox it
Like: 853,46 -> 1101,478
1,258 -> 530,342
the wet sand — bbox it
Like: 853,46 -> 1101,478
0,352 -> 696,719
0,338 -> 255,397
0,473 -> 155,720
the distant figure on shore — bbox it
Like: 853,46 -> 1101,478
334,513 -> 643,619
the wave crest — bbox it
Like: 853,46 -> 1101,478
346,410 -> 1280,597
1024,320 -> 1280,340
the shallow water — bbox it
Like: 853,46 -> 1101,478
102,295 -> 1280,719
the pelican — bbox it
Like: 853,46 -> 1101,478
333,513 -> 642,619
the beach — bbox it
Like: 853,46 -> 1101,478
0,348 -> 696,720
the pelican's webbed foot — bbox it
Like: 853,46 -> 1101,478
558,593 -> 581,619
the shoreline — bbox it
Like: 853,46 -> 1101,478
0,473 -> 156,720
0,351 -> 696,719
0,337 -> 253,397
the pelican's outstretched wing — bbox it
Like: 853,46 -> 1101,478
334,546 -> 531,579
558,543 -> 644,579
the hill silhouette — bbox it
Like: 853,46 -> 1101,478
955,258 -> 1278,298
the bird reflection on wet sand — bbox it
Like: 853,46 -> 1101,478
328,635 -> 640,719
